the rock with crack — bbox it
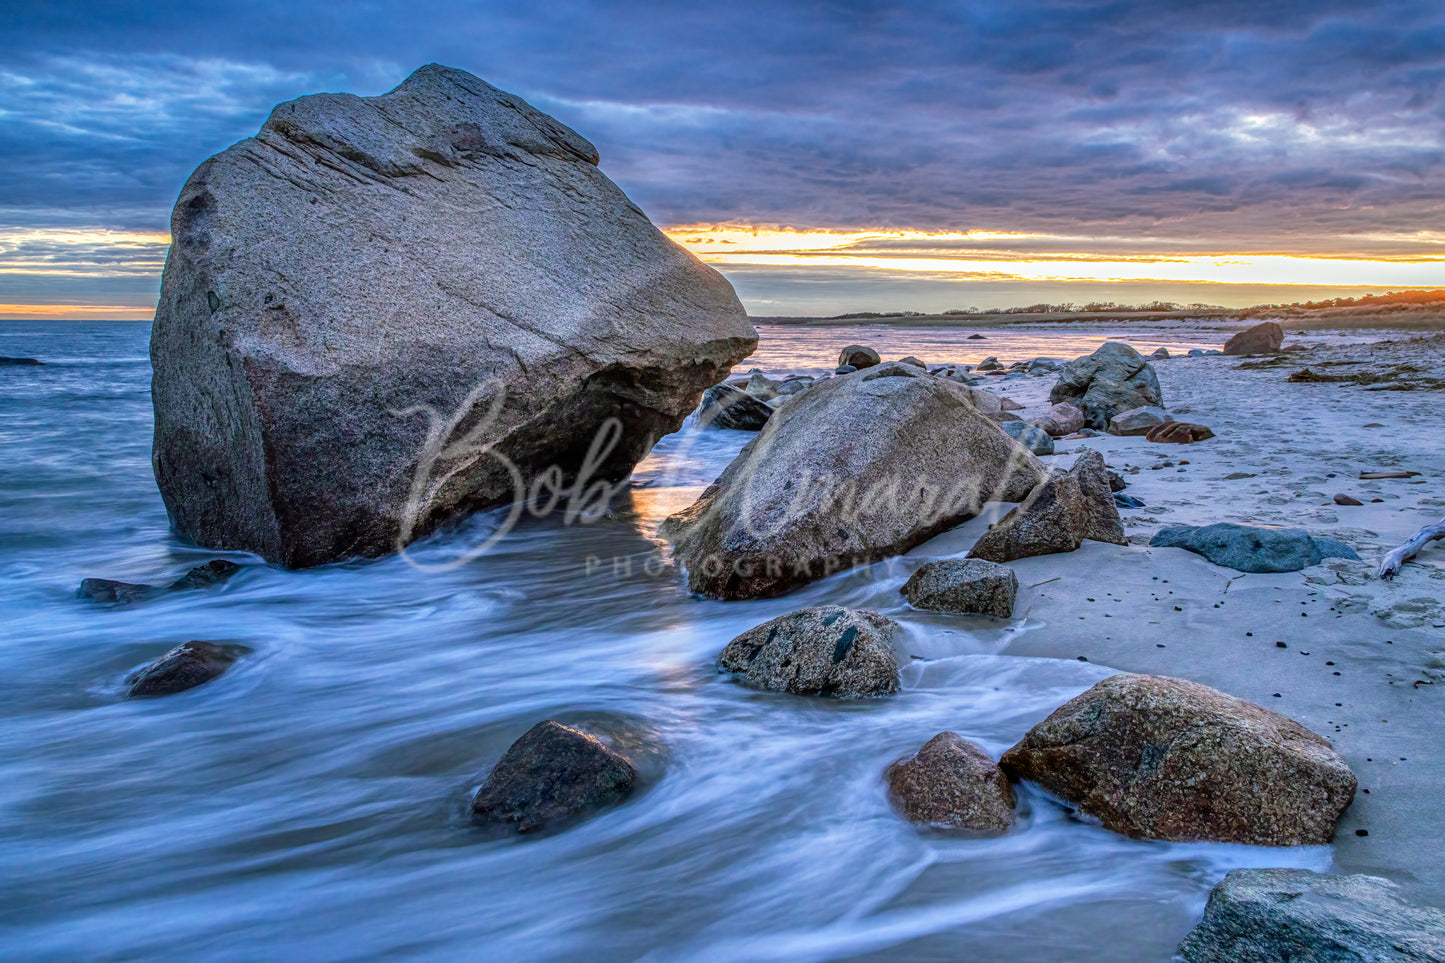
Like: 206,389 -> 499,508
151,64 -> 756,567
1049,342 -> 1163,430
967,449 -> 1125,562
886,732 -> 1016,831
717,607 -> 900,698
659,362 -> 1044,599
470,721 -> 637,833
1001,673 -> 1357,845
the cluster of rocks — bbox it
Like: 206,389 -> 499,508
78,558 -> 241,605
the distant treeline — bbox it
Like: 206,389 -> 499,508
1248,289 -> 1445,312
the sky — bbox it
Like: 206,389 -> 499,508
2,0 -> 1444,318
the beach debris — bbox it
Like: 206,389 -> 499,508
717,607 -> 900,698
837,345 -> 881,369
1334,493 -> 1364,506
1360,470 -> 1421,479
1049,342 -> 1163,430
1001,420 -> 1055,455
1107,405 -> 1172,436
1150,523 -> 1359,573
78,559 -> 241,604
470,721 -> 636,834
698,383 -> 772,431
1031,401 -> 1086,437
150,64 -> 754,568
1145,421 -> 1215,444
660,362 -> 1042,599
1223,321 -> 1284,356
901,557 -> 1018,617
896,356 -> 927,369
885,733 -> 1016,831
1378,516 -> 1445,581
0,356 -> 43,366
1000,673 -> 1357,845
127,640 -> 238,697
1177,869 -> 1445,962
968,450 -> 1125,563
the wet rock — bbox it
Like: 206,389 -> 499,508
837,345 -> 881,369
896,356 -> 927,368
166,559 -> 242,591
718,607 -> 899,698
1177,868 -> 1445,962
78,559 -> 242,604
1334,493 -> 1364,506
470,720 -> 637,833
901,557 -> 1018,617
127,641 -> 237,697
1151,523 -> 1359,573
1224,321 -> 1285,356
1049,342 -> 1163,430
886,732 -> 1016,831
1108,405 -> 1171,436
699,383 -> 773,431
1031,402 -> 1086,437
1115,493 -> 1145,509
1151,347 -> 1171,359
151,64 -> 754,568
0,356 -> 43,366
968,450 -> 1124,562
659,362 -> 1043,599
1002,420 -> 1055,455
1146,421 -> 1215,444
1000,673 -> 1357,845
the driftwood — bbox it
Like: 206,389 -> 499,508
1378,516 -> 1445,580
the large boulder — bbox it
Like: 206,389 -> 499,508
698,383 -> 772,431
717,607 -> 899,698
967,450 -> 1125,563
901,557 -> 1018,617
470,720 -> 636,833
1000,674 -> 1357,845
1049,342 -> 1163,430
1151,523 -> 1360,573
1224,321 -> 1285,356
150,65 -> 756,568
659,362 -> 1043,599
837,345 -> 881,369
1177,868 -> 1445,962
127,641 -> 238,697
885,732 -> 1016,831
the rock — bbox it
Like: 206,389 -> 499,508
885,732 -> 1017,831
1001,420 -> 1055,455
1206,349 -> 1224,355
968,450 -> 1125,563
470,720 -> 636,833
1146,421 -> 1215,444
1150,523 -> 1360,573
166,559 -> 242,591
896,356 -> 927,369
776,377 -> 813,397
150,64 -> 755,568
1063,429 -> 1099,439
1106,470 -> 1127,492
659,362 -> 1043,599
1334,493 -> 1364,506
1177,868 -> 1445,963
0,356 -> 43,366
1031,402 -> 1086,437
744,371 -> 781,401
998,396 -> 1024,411
1049,342 -> 1163,430
837,345 -> 881,369
1107,405 -> 1172,436
78,559 -> 242,603
1188,348 -> 1206,357
127,641 -> 237,697
1224,321 -> 1285,356
900,557 -> 1018,617
1115,493 -> 1145,509
699,383 -> 773,431
835,364 -> 857,375
1026,357 -> 1061,373
1000,673 -> 1357,844
717,607 -> 899,698
968,333 -> 986,340
1151,347 -> 1171,359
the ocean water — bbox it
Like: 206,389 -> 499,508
0,320 -> 1326,962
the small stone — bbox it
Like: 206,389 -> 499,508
470,721 -> 637,833
1146,421 -> 1215,444
1334,493 -> 1364,506
885,732 -> 1016,831
127,641 -> 237,697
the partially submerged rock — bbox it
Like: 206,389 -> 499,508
79,559 -> 242,604
1001,420 -> 1055,455
837,345 -> 881,369
1224,321 -> 1285,357
659,362 -> 1043,599
886,732 -> 1016,831
1177,868 -> 1445,962
0,356 -> 43,366
1107,405 -> 1171,436
698,383 -> 773,431
1049,343 -> 1163,430
470,721 -> 637,833
968,450 -> 1125,563
1151,523 -> 1359,573
717,607 -> 899,698
127,641 -> 238,697
1000,673 -> 1356,845
1146,421 -> 1215,444
901,557 -> 1017,617
1031,402 -> 1086,438
151,64 -> 755,568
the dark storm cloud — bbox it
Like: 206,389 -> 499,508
1,0 -> 1443,263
